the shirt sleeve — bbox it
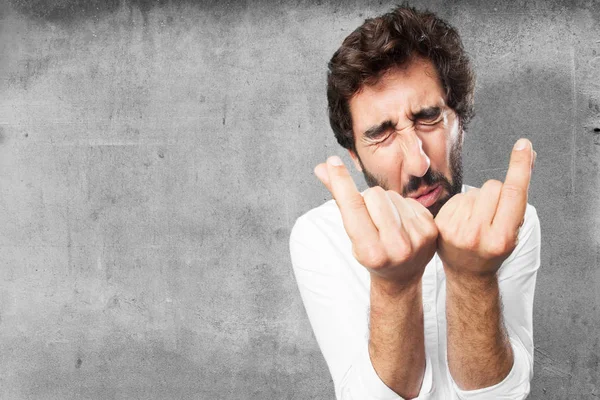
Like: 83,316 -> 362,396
289,212 -> 435,400
449,203 -> 541,400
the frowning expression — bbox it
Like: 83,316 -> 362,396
347,56 -> 464,217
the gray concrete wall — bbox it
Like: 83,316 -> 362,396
0,0 -> 598,398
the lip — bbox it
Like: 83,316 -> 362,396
412,184 -> 443,208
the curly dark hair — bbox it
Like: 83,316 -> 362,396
327,3 -> 476,152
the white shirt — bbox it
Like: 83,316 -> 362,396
289,184 -> 541,400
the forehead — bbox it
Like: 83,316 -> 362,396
349,57 -> 447,133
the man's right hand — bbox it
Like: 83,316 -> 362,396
314,155 -> 439,292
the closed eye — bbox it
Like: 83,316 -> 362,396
413,107 -> 442,126
367,131 -> 393,145
363,120 -> 396,142
418,116 -> 443,126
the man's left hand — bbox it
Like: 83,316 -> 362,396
434,138 -> 536,278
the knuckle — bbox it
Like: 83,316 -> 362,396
362,188 -> 374,202
386,189 -> 401,200
403,196 -> 416,205
388,240 -> 412,262
501,183 -> 524,199
439,217 -> 456,233
355,242 -> 387,269
345,195 -> 364,211
404,197 -> 421,210
483,242 -> 500,258
443,193 -> 464,209
363,186 -> 385,203
367,186 -> 385,196
468,236 -> 481,250
415,220 -> 437,242
483,179 -> 503,191
465,187 -> 480,198
452,193 -> 465,201
413,235 -> 429,251
485,237 -> 514,257
425,223 -> 439,240
385,190 -> 403,206
435,220 -> 449,236
461,232 -> 480,250
405,198 -> 427,217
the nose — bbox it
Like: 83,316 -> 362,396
401,130 -> 430,178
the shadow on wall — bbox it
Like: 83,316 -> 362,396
473,61 -> 600,394
471,61 -> 598,197
471,57 -> 599,258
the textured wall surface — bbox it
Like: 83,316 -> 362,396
0,0 -> 598,399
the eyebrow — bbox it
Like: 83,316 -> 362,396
412,106 -> 441,121
362,120 -> 396,140
361,106 -> 442,140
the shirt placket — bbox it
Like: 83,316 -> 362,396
422,258 -> 440,393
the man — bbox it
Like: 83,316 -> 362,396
289,4 -> 540,400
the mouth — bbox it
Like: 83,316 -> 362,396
411,184 -> 443,208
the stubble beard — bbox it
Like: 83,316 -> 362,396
357,133 -> 464,218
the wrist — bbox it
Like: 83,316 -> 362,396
443,264 -> 499,292
370,273 -> 422,299
445,269 -> 500,313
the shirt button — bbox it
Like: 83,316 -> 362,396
423,303 -> 432,312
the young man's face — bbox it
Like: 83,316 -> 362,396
347,56 -> 464,217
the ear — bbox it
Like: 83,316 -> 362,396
348,149 -> 363,172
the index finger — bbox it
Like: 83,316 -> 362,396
492,138 -> 533,233
315,156 -> 379,244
